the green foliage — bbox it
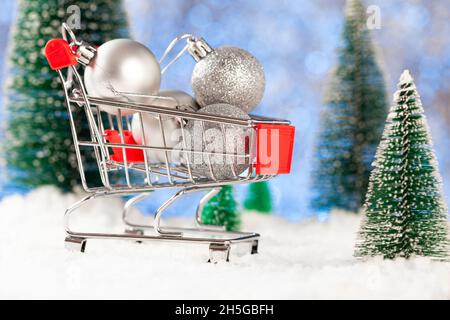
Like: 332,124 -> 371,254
4,0 -> 128,191
244,181 -> 272,213
310,0 -> 388,213
355,70 -> 449,260
201,186 -> 241,231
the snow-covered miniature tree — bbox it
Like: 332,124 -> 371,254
244,181 -> 273,214
3,0 -> 128,191
355,70 -> 449,259
310,0 -> 388,213
202,186 -> 241,231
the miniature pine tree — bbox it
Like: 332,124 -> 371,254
201,186 -> 241,231
244,181 -> 273,214
3,0 -> 128,191
355,70 -> 449,260
310,0 -> 388,212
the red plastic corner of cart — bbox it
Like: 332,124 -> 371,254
44,38 -> 77,70
255,124 -> 295,175
104,129 -> 145,163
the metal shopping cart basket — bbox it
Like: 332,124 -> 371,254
43,24 -> 295,262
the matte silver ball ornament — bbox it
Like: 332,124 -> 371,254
158,90 -> 200,112
185,103 -> 251,180
191,46 -> 265,113
84,39 -> 161,115
131,111 -> 181,164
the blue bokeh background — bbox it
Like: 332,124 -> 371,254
1,0 -> 450,220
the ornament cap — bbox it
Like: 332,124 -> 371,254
76,43 -> 97,66
187,38 -> 213,62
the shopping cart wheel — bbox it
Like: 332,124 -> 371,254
208,243 -> 231,263
124,228 -> 145,243
251,240 -> 259,254
65,236 -> 87,253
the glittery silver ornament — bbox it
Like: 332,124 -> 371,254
84,39 -> 161,115
185,103 -> 251,180
191,46 -> 265,113
158,90 -> 200,112
131,112 -> 181,164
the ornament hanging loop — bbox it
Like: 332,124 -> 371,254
159,34 -> 213,74
60,23 -> 97,89
159,33 -> 195,74
61,22 -> 96,67
60,23 -> 80,90
61,22 -> 81,47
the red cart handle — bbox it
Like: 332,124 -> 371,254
255,124 -> 295,175
44,38 -> 77,70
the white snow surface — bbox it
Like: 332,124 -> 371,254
0,187 -> 449,300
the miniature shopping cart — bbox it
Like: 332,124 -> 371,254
43,24 -> 295,262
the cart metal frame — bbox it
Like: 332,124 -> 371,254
47,24 -> 291,262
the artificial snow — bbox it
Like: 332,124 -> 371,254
0,186 -> 449,300
399,69 -> 413,84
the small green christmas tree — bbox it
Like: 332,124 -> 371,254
310,0 -> 388,213
201,186 -> 241,232
355,70 -> 449,260
244,181 -> 272,214
3,0 -> 128,191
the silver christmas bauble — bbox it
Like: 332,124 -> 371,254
84,39 -> 161,116
158,90 -> 200,112
185,103 -> 251,180
138,90 -> 199,128
191,47 -> 265,113
131,112 -> 181,164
